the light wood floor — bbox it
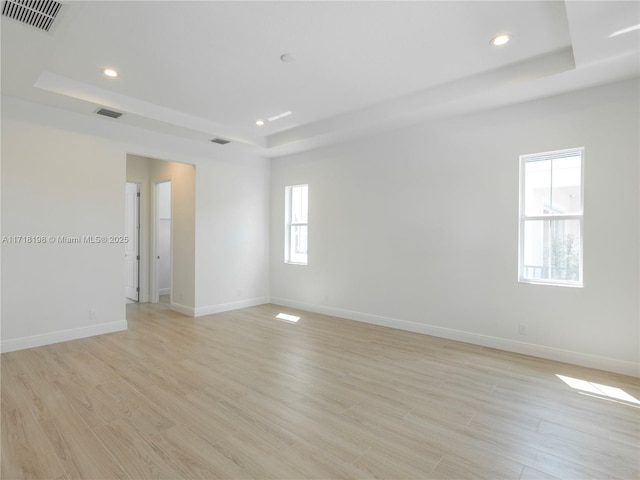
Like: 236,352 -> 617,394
2,302 -> 639,479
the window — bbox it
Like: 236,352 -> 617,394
285,184 -> 308,265
519,148 -> 584,286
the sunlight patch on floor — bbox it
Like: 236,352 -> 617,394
276,313 -> 300,323
557,374 -> 640,407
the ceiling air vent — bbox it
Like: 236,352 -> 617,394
95,107 -> 123,119
2,0 -> 62,32
210,138 -> 231,145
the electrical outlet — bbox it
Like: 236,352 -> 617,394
89,309 -> 97,320
518,324 -> 527,335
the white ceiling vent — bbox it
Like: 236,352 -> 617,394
95,107 -> 123,119
2,0 -> 62,32
210,138 -> 231,145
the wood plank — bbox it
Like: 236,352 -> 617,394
94,418 -> 189,479
1,301 -> 638,479
1,404 -> 67,480
149,424 -> 253,479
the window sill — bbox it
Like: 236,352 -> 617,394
518,278 -> 583,288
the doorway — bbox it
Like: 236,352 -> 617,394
151,180 -> 171,304
125,182 -> 140,302
126,153 -> 194,310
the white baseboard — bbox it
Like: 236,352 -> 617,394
1,320 -> 128,353
170,302 -> 195,316
195,296 -> 270,317
270,297 -> 639,378
159,288 -> 170,296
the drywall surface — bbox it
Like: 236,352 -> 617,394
270,79 -> 640,376
194,156 -> 271,315
1,117 -> 128,349
1,96 -> 270,350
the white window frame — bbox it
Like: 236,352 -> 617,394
285,184 -> 308,265
518,147 -> 584,287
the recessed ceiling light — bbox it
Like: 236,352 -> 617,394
609,24 -> 640,38
490,33 -> 511,46
102,68 -> 118,78
256,119 -> 265,126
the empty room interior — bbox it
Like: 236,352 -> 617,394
1,1 -> 639,479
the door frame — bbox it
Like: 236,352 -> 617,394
125,181 -> 141,302
150,179 -> 172,304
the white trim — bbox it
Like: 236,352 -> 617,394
518,279 -> 583,288
285,184 -> 308,265
270,297 -> 639,378
126,175 -> 149,303
194,296 -> 270,317
518,147 -> 585,287
170,302 -> 195,316
1,320 -> 128,353
159,288 -> 171,296
150,178 -> 172,304
124,180 -> 142,302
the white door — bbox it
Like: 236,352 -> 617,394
157,181 -> 172,297
125,182 -> 139,301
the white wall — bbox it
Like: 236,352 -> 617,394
194,156 -> 271,315
270,79 -> 640,376
1,117 -> 128,349
1,96 -> 270,351
2,79 -> 636,376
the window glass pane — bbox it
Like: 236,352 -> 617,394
285,184 -> 308,265
291,187 -> 301,222
550,155 -> 581,214
523,219 -> 581,282
524,159 -> 551,216
523,220 -> 545,279
300,185 -> 308,223
289,225 -> 307,263
290,185 -> 308,223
